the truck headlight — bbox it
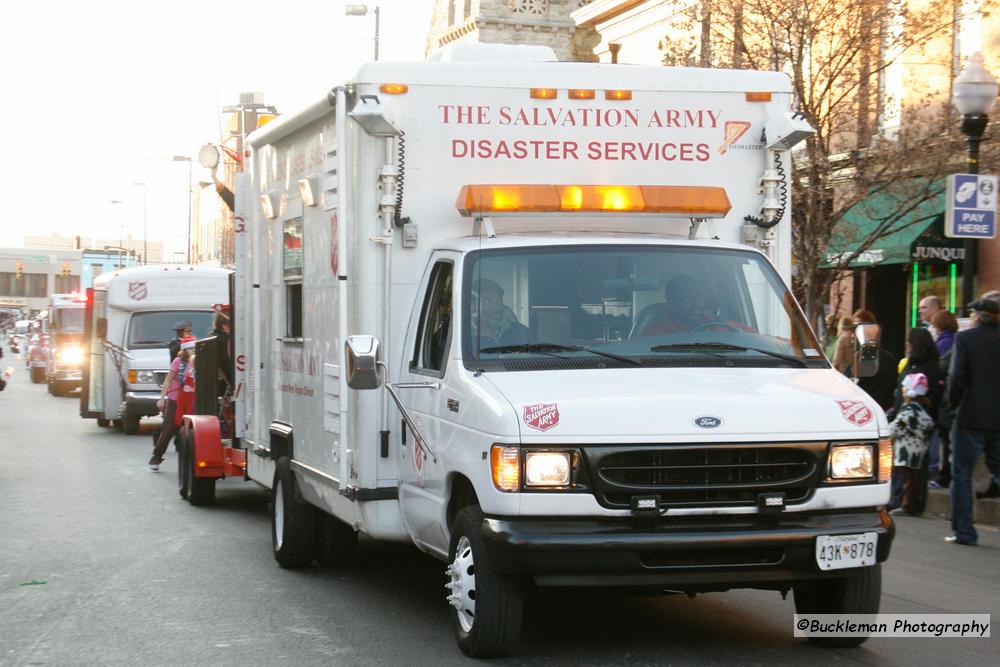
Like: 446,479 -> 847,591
136,370 -> 156,384
525,451 -> 571,487
828,444 -> 874,480
58,346 -> 84,365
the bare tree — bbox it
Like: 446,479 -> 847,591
659,0 -> 982,333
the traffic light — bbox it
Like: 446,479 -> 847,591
61,262 -> 70,277
15,260 -> 23,279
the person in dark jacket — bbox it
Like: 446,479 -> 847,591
168,320 -> 192,361
887,328 -> 943,512
946,299 -> 1000,546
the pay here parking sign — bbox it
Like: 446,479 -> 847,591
946,173 -> 997,238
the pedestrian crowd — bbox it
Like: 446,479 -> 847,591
832,291 -> 1000,547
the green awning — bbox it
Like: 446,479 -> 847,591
823,180 -> 945,268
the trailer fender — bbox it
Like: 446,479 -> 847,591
184,415 -> 224,478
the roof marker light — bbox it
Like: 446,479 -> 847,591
379,83 -> 408,94
456,184 -> 732,217
530,88 -> 558,99
568,89 -> 596,100
745,92 -> 773,102
605,89 -> 633,101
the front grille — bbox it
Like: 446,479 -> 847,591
587,443 -> 825,509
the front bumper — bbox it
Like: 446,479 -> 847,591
482,509 -> 893,590
52,368 -> 82,381
125,391 -> 161,417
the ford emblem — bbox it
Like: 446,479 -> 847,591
694,416 -> 722,429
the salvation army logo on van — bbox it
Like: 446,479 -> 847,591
836,400 -> 873,427
523,403 -> 560,432
127,281 -> 148,301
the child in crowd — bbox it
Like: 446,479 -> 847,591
888,372 -> 936,515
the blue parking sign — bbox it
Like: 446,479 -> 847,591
946,174 -> 997,239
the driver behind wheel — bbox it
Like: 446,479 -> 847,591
639,274 -> 750,336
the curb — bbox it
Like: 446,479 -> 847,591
925,488 -> 1000,529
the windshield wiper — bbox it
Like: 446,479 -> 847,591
649,342 -> 807,368
480,342 -> 640,366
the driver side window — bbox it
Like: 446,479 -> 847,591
412,261 -> 453,374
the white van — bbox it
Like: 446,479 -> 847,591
186,45 -> 892,657
81,265 -> 230,433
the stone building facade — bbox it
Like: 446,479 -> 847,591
426,0 -> 600,62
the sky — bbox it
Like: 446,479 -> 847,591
0,0 -> 434,257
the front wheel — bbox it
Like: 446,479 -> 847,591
447,506 -> 523,658
124,411 -> 141,435
793,564 -> 881,647
271,456 -> 317,568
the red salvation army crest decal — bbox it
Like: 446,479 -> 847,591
523,403 -> 559,432
836,400 -> 873,427
127,281 -> 148,301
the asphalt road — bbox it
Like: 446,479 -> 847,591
1,354 -> 997,666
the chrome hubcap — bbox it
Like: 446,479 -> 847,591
274,480 -> 284,549
445,535 -> 476,633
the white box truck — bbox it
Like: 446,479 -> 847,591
80,265 -> 230,433
185,45 -> 893,657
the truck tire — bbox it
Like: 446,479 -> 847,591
124,411 -> 141,435
447,506 -> 523,658
271,456 -> 316,569
97,417 -> 111,428
793,564 -> 881,647
177,432 -> 190,500
315,512 -> 358,566
188,456 -> 216,508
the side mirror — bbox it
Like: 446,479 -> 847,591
345,335 -> 383,390
853,324 -> 881,379
96,317 -> 107,340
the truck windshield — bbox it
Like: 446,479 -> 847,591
462,245 -> 825,371
54,308 -> 84,332
126,310 -> 214,349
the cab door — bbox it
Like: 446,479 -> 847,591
397,255 -> 457,556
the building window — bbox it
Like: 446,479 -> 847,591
877,0 -> 904,139
508,0 -> 547,16
55,276 -> 80,293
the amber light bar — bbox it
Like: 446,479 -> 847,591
456,184 -> 731,217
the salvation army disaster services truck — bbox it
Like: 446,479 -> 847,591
45,293 -> 87,395
80,265 -> 230,434
186,44 -> 894,657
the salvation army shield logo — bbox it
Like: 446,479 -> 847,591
127,281 -> 148,301
523,403 -> 559,432
836,400 -> 873,427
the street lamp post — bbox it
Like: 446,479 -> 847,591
131,181 -> 147,265
109,200 -> 124,269
952,52 -> 998,309
345,3 -> 379,61
173,155 -> 193,264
